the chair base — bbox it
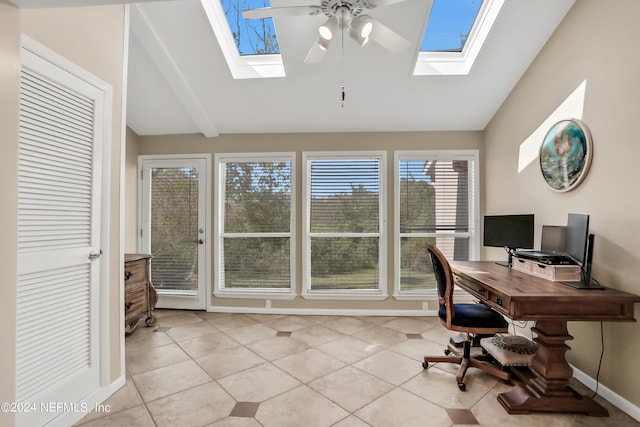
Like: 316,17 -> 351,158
423,340 -> 511,391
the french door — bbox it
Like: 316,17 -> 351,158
139,155 -> 210,310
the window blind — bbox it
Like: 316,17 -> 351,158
310,159 -> 380,233
398,155 -> 476,292
150,167 -> 200,291
399,159 -> 470,234
221,159 -> 292,289
306,156 -> 383,292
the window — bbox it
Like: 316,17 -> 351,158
215,153 -> 295,297
394,151 -> 479,297
201,0 -> 285,79
221,0 -> 280,55
413,0 -> 505,76
302,152 -> 386,299
420,0 -> 483,52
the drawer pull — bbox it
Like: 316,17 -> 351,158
125,301 -> 133,311
125,271 -> 133,280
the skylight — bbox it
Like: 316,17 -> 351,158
201,0 -> 285,79
413,0 -> 505,76
421,0 -> 483,52
220,0 -> 280,56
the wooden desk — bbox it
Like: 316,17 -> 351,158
451,261 -> 640,416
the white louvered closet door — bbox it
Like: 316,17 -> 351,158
17,47 -> 104,427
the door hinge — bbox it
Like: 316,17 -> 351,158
140,169 -> 143,180
140,228 -> 143,238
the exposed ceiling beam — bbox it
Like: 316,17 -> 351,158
130,4 -> 219,137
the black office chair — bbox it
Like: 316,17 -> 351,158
422,243 -> 510,391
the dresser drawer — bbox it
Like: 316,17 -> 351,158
125,286 -> 147,316
124,260 -> 147,287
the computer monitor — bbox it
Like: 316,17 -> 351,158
483,214 -> 534,267
564,213 -> 589,265
561,214 -> 603,289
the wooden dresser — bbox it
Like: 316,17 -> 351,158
124,254 -> 157,333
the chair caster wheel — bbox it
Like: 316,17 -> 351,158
422,362 -> 429,370
457,382 -> 466,391
444,349 -> 451,355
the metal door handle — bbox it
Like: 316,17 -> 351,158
89,250 -> 102,260
192,239 -> 204,245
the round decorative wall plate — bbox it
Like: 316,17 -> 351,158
539,119 -> 593,192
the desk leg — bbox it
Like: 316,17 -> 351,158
497,320 -> 608,416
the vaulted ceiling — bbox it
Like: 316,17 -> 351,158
11,0 -> 576,137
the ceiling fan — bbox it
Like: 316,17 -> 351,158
242,0 -> 410,63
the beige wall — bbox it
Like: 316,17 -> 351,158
0,4 -> 126,425
136,131 -> 482,311
0,4 -> 21,426
126,127 -> 141,253
484,0 -> 640,407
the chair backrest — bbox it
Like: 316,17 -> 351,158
427,243 -> 455,327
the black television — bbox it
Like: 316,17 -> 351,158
483,214 -> 534,267
561,213 -> 602,289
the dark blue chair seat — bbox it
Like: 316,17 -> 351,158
439,303 -> 508,329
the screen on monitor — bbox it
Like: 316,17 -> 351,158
565,213 -> 590,265
483,214 -> 534,250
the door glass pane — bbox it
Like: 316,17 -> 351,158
150,167 -> 199,292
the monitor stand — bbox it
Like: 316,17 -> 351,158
561,278 -> 605,290
495,247 -> 515,268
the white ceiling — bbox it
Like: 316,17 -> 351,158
13,0 -> 577,137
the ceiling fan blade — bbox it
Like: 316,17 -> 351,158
368,0 -> 409,6
242,5 -> 321,20
304,42 -> 327,64
370,19 -> 411,52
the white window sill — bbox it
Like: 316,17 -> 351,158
301,291 -> 388,301
214,290 -> 297,300
393,292 -> 438,301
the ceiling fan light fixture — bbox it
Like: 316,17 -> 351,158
350,15 -> 373,46
317,37 -> 331,51
319,16 -> 337,40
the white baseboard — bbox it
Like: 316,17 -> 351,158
572,366 -> 640,422
47,375 -> 126,427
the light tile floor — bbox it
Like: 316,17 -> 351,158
76,310 -> 639,427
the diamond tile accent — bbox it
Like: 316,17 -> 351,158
230,402 -> 260,418
446,408 -> 480,424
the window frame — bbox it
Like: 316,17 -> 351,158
201,0 -> 286,79
413,0 -> 505,76
302,151 -> 387,300
214,152 -> 296,299
393,150 -> 480,300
